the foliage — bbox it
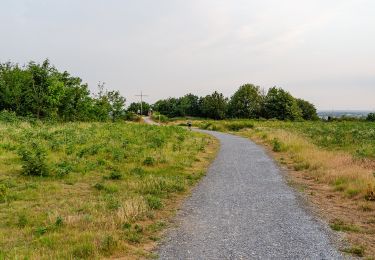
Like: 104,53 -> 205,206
201,91 -> 227,120
262,87 -> 302,120
296,98 -> 318,120
0,60 -> 127,121
152,86 -> 316,121
127,101 -> 150,116
367,113 -> 375,122
17,142 -> 49,176
228,84 -> 262,118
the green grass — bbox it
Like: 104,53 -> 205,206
195,119 -> 375,158
0,120 -> 214,259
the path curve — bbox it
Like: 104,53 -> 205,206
157,130 -> 342,259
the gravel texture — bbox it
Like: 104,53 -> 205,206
157,130 -> 343,260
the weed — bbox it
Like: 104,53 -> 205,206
294,162 -> 310,171
17,214 -> 28,228
72,243 -> 94,259
107,170 -> 122,180
143,156 -> 155,166
55,216 -> 64,227
94,183 -> 105,191
0,184 -> 7,203
35,226 -> 48,236
100,235 -> 117,254
18,142 -> 49,176
343,245 -> 365,257
146,195 -> 163,210
330,219 -> 360,232
122,222 -> 131,229
272,138 -> 283,152
125,232 -> 142,244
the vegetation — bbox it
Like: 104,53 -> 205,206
367,113 -> 375,122
0,60 -> 126,121
0,119 -> 216,258
152,85 -> 317,121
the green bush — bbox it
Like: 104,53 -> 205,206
143,156 -> 155,166
367,113 -> 375,122
272,138 -> 283,152
18,142 -> 49,176
0,110 -> 19,123
146,195 -> 163,209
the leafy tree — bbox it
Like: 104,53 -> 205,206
262,87 -> 302,120
152,98 -> 180,117
296,98 -> 318,120
201,91 -> 227,120
107,90 -> 126,121
367,113 -> 375,122
228,84 -> 262,118
128,102 -> 150,116
178,93 -> 201,117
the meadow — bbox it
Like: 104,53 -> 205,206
0,120 -> 216,259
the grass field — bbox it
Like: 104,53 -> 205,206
0,121 -> 217,259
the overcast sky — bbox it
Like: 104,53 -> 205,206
1,0 -> 374,110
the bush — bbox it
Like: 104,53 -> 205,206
367,113 -> 375,122
146,195 -> 163,209
18,142 -> 49,176
272,138 -> 283,152
0,110 -> 19,123
143,156 -> 155,166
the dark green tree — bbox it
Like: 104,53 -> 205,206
107,90 -> 126,121
228,84 -> 262,118
296,98 -> 318,120
178,93 -> 201,117
128,102 -> 150,116
201,91 -> 227,120
367,113 -> 375,122
262,87 -> 302,120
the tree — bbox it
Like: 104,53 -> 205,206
228,84 -> 262,118
367,113 -> 375,122
107,90 -> 126,121
262,87 -> 302,120
201,91 -> 227,120
296,98 -> 318,120
178,93 -> 201,117
153,98 -> 180,117
128,102 -> 150,116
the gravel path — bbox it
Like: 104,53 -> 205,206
157,130 -> 343,259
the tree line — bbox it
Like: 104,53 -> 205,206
0,60 -> 127,121
152,84 -> 319,120
1,60 -> 321,121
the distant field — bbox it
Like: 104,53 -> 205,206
0,121 -> 216,259
195,120 -> 375,158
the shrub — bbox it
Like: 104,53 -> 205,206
17,214 -> 28,228
100,235 -> 117,254
272,138 -> 283,152
146,195 -> 163,209
72,243 -> 94,258
0,184 -> 6,203
0,110 -> 19,123
107,170 -> 122,180
143,156 -> 155,166
18,142 -> 49,177
366,112 -> 375,122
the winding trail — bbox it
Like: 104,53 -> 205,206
157,130 -> 342,259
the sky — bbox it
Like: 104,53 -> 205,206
0,0 -> 374,110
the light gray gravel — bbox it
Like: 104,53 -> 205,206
157,130 -> 343,260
